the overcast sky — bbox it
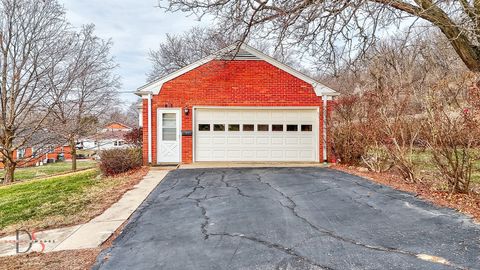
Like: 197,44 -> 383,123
59,0 -> 208,108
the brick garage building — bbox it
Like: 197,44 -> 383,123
136,44 -> 338,165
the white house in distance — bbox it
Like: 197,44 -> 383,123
79,122 -> 133,151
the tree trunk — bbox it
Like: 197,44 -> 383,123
3,155 -> 16,184
439,27 -> 480,72
373,0 -> 480,72
69,137 -> 77,171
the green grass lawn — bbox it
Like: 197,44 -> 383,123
411,150 -> 480,184
0,167 -> 146,235
0,170 -> 99,232
2,160 -> 97,181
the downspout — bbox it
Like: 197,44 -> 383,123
147,93 -> 152,164
322,95 -> 328,164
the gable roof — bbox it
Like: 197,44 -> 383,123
136,43 -> 339,97
104,122 -> 132,130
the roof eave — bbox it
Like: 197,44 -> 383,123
135,90 -> 152,97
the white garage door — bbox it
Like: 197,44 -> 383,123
194,108 -> 318,162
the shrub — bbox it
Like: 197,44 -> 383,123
361,144 -> 393,173
331,94 -> 382,165
99,147 -> 142,176
423,74 -> 480,193
124,128 -> 143,147
332,122 -> 369,165
382,116 -> 423,183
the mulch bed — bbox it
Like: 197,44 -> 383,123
332,164 -> 480,223
0,248 -> 101,270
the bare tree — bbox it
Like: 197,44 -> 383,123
163,0 -> 480,72
0,0 -> 70,183
147,26 -> 233,81
147,26 -> 304,82
47,24 -> 119,171
102,105 -> 137,128
125,102 -> 141,128
329,29 -> 480,191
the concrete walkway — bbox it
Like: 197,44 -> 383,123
0,169 -> 169,257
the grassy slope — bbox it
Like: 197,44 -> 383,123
0,170 -> 99,231
2,161 -> 97,181
0,167 -> 147,236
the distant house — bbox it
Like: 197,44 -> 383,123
0,145 -> 73,169
79,122 -> 133,151
101,122 -> 133,132
0,122 -> 133,169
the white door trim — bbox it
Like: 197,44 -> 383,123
157,108 -> 182,163
192,106 -> 320,162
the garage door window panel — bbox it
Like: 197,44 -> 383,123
257,124 -> 269,131
287,125 -> 298,131
199,124 -> 210,131
214,124 -> 225,131
228,124 -> 240,131
243,124 -> 254,131
272,125 -> 284,132
301,125 -> 313,132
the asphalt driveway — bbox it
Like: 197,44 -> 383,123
94,167 -> 480,270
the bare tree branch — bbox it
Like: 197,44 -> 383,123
162,0 -> 480,72
46,24 -> 119,171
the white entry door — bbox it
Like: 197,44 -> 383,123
157,109 -> 181,163
194,108 -> 318,162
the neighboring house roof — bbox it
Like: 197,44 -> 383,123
84,131 -> 129,141
104,122 -> 132,130
80,122 -> 132,143
136,43 -> 339,97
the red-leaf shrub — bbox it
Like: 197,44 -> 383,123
124,128 -> 143,147
99,147 -> 142,176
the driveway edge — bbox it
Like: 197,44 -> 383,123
51,169 -> 170,251
0,169 -> 170,257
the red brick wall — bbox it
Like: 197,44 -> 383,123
1,148 -> 41,168
142,60 -> 333,164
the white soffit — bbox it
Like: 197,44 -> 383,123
136,43 -> 339,98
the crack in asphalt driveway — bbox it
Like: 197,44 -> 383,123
94,167 -> 480,270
